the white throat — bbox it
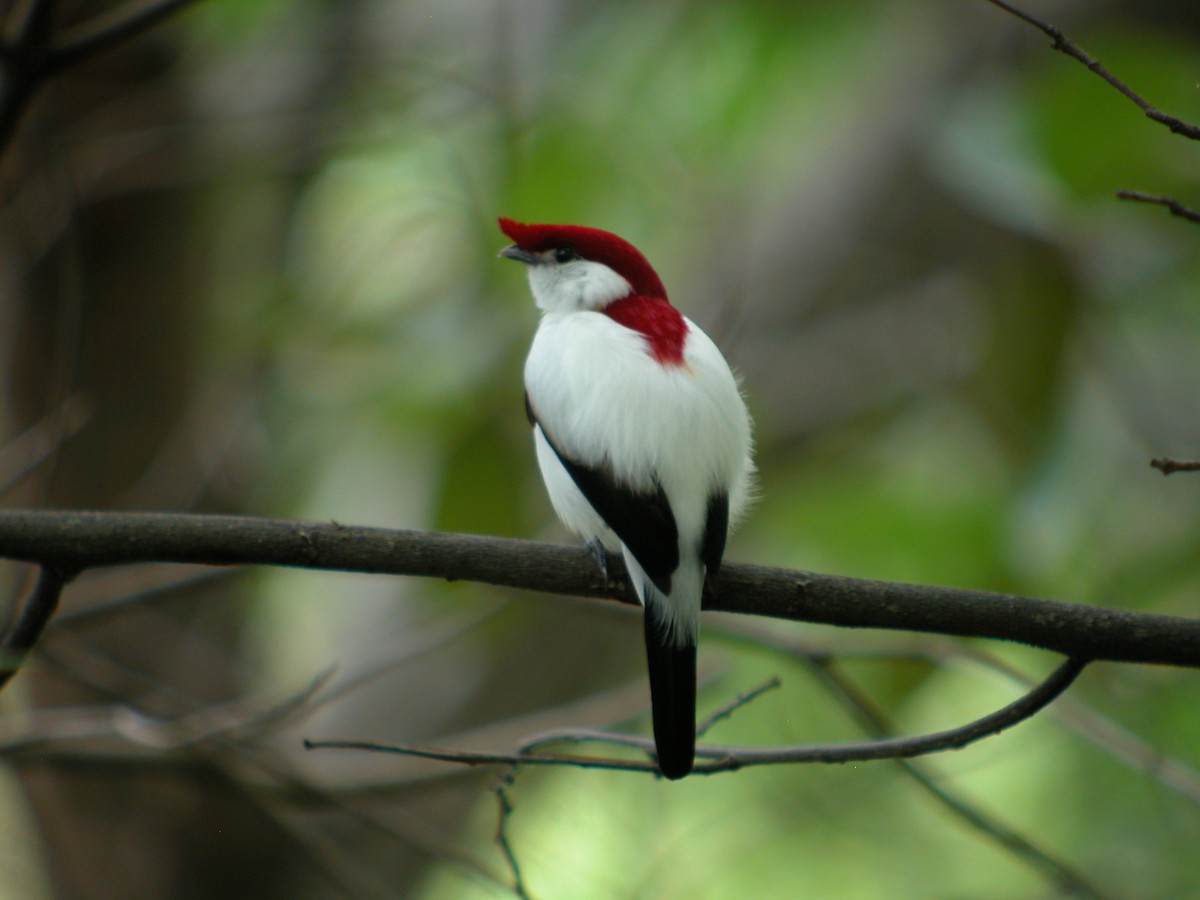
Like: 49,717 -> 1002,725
528,260 -> 632,313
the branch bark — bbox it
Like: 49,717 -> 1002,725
1,509 -> 1198,668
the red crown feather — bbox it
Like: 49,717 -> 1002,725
498,218 -> 668,301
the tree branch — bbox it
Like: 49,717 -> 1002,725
304,658 -> 1088,775
1116,192 -> 1200,226
0,509 -> 1197,668
801,656 -> 1109,899
0,0 -> 199,154
1151,457 -> 1200,476
986,2 -> 1200,237
492,772 -> 530,900
695,676 -> 781,738
984,0 -> 1200,140
0,564 -> 75,690
41,0 -> 199,78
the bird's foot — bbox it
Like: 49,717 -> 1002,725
585,536 -> 610,589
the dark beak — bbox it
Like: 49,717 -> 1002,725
499,245 -> 539,265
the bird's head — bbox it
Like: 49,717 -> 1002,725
498,218 -> 668,314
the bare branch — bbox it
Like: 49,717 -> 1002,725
0,0 -> 199,153
695,677 -> 781,739
712,618 -> 1200,807
305,738 -> 655,774
0,396 -> 91,495
493,771 -> 531,900
803,657 -> 1109,899
985,0 -> 1200,140
705,656 -> 1087,768
1116,192 -> 1200,226
42,0 -> 199,78
1151,457 -> 1200,476
0,565 -> 75,691
13,0 -> 59,51
1,509 -> 1198,668
305,658 -> 1088,775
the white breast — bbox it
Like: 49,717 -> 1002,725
524,310 -> 753,525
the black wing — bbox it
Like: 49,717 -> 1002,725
527,393 -> 679,594
700,492 -> 729,577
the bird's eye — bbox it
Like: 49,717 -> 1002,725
553,247 -> 578,264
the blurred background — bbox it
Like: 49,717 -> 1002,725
2,0 -> 1200,897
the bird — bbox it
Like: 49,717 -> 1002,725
499,217 -> 754,779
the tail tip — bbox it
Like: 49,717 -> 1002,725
656,753 -> 694,780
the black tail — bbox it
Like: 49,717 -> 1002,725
643,611 -> 696,780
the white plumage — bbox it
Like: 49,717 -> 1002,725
526,309 -> 752,643
500,218 -> 753,779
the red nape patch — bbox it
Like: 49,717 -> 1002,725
603,295 -> 688,366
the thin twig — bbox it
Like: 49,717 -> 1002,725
0,0 -> 56,149
516,727 -> 653,757
695,676 -> 781,738
803,657 -> 1110,900
493,770 -> 532,900
42,0 -> 199,78
0,565 -> 75,691
1116,192 -> 1200,226
19,619 -> 511,888
985,0 -> 1200,140
1151,457 -> 1200,476
295,604 -> 513,721
0,396 -> 90,495
304,739 -> 656,774
710,617 -> 1200,807
697,656 -> 1088,768
304,658 -> 1088,775
0,0 -> 199,153
14,0 -> 59,51
54,565 -> 238,626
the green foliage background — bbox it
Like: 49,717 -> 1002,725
4,1 -> 1200,897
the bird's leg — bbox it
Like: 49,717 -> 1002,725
585,536 -> 610,590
